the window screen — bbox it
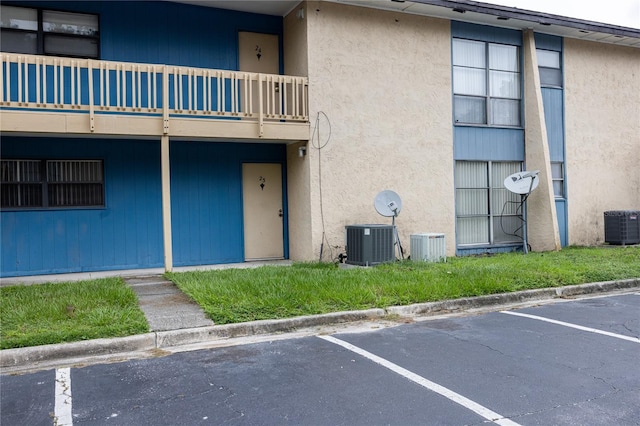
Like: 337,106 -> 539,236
1,159 -> 104,209
536,49 -> 562,87
455,161 -> 523,246
0,160 -> 43,208
47,160 -> 104,207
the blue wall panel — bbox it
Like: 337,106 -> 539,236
541,88 -> 565,162
170,142 -> 287,267
4,1 -> 283,113
452,21 -> 522,45
457,245 -> 520,256
534,33 -> 563,52
0,137 -> 163,277
454,127 -> 525,161
541,77 -> 568,247
555,200 -> 568,247
10,1 -> 283,70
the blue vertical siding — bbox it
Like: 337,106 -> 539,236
170,142 -> 287,267
536,34 -> 567,247
555,200 -> 568,247
10,1 -> 283,70
3,1 -> 282,116
1,2 -> 288,275
454,127 -> 525,161
0,137 -> 163,277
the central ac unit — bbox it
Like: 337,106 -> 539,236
410,233 -> 446,262
604,210 -> 640,245
345,224 -> 394,266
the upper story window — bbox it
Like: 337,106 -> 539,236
453,38 -> 521,127
0,5 -> 99,58
1,159 -> 105,210
536,49 -> 562,88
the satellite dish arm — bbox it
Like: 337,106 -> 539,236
526,175 -> 537,197
521,170 -> 540,180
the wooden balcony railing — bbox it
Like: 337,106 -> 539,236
0,53 -> 309,136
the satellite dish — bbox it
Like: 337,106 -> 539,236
374,190 -> 402,217
504,170 -> 540,195
374,190 -> 405,260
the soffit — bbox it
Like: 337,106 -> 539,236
169,0 -> 640,48
166,1 -> 300,16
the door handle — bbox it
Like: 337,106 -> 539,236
278,209 -> 283,218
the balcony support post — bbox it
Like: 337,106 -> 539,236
161,134 -> 173,272
258,73 -> 264,137
88,60 -> 95,132
163,66 -> 169,134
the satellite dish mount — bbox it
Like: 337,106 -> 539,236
374,190 -> 404,260
503,170 -> 540,254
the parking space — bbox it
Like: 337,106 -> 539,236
333,296 -> 639,424
504,293 -> 640,338
2,293 -> 639,425
0,369 -> 54,426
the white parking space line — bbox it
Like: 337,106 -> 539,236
55,367 -> 73,426
500,311 -> 640,343
319,335 -> 521,426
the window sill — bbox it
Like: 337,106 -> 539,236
454,123 -> 524,130
1,206 -> 106,212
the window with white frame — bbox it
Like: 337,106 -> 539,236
536,49 -> 562,88
0,5 -> 99,58
453,39 -> 521,127
456,161 -> 523,246
1,159 -> 104,209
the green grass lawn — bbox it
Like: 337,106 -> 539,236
0,278 -> 149,350
167,246 -> 640,324
1,247 -> 638,350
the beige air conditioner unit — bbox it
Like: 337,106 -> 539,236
410,233 -> 446,262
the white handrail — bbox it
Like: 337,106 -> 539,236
0,53 -> 308,122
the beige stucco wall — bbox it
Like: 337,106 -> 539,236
294,1 -> 455,260
564,39 -> 640,245
284,4 -> 314,260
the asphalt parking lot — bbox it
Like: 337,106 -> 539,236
2,293 -> 639,425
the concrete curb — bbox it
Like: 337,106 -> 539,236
156,309 -> 386,348
554,278 -> 639,297
0,333 -> 156,369
1,278 -> 638,371
386,278 -> 639,316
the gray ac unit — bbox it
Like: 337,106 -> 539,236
345,224 -> 394,266
604,210 -> 640,245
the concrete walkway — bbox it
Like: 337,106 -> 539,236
125,276 -> 214,331
0,260 -> 293,287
